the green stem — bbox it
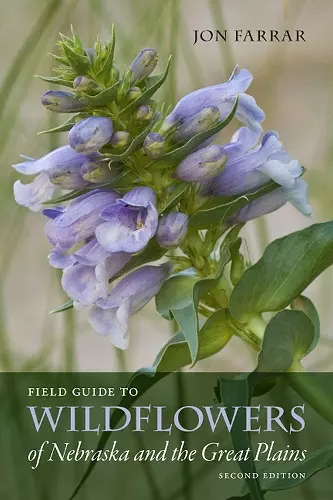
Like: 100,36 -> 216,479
287,373 -> 333,426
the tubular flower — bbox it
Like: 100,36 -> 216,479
44,190 -> 119,250
212,130 -> 303,196
89,264 -> 170,349
160,66 -> 265,134
96,187 -> 158,253
231,179 -> 312,222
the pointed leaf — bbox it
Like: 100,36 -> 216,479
230,221 -> 333,321
38,115 -> 77,135
82,81 -> 118,106
156,241 -> 237,364
49,299 -> 73,314
256,310 -> 316,372
151,309 -> 232,372
190,181 -> 277,229
103,112 -> 159,161
35,74 -> 73,87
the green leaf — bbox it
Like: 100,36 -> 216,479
230,221 -> 333,321
68,370 -> 167,500
110,238 -> 167,284
81,81 -> 118,107
256,310 -> 316,372
61,43 -> 91,74
161,96 -> 238,166
291,295 -> 320,353
49,299 -> 73,315
190,181 -> 277,230
35,74 -> 73,87
96,25 -> 116,80
261,444 -> 333,491
219,376 -> 265,500
155,241 -> 236,364
158,183 -> 188,213
151,309 -> 232,372
119,56 -> 172,117
104,112 -> 160,161
38,115 -> 77,135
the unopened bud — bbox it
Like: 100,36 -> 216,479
73,76 -> 99,92
81,162 -> 116,183
129,48 -> 158,82
156,212 -> 188,248
69,116 -> 114,153
127,87 -> 142,102
134,104 -> 154,121
41,90 -> 88,113
143,132 -> 166,159
110,131 -> 131,149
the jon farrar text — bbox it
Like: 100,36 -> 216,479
193,29 -> 306,44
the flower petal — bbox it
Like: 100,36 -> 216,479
13,172 -> 56,212
88,302 -> 132,349
257,159 -> 301,189
74,238 -> 111,266
62,263 -> 108,306
48,250 -> 76,269
118,186 -> 157,208
285,178 -> 312,217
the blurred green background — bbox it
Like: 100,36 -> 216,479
1,0 -> 332,372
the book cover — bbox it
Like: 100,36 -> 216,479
1,1 -> 333,499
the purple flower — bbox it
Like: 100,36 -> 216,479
45,189 -> 118,250
69,116 -> 114,153
12,145 -> 91,176
160,66 -> 264,134
156,212 -> 188,248
129,48 -> 158,83
174,106 -> 220,143
176,145 -> 227,182
61,252 -> 131,307
231,179 -> 312,223
89,264 -> 169,349
48,163 -> 89,189
73,238 -> 111,266
48,249 -> 76,269
13,172 -> 56,212
143,133 -> 166,159
96,186 -> 158,253
212,130 -> 303,196
41,90 -> 88,113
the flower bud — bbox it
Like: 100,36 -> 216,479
156,212 -> 189,248
85,47 -> 95,62
41,90 -> 88,113
134,104 -> 154,121
174,106 -> 220,142
143,133 -> 166,159
176,145 -> 227,182
69,116 -> 114,153
129,48 -> 158,82
127,87 -> 142,102
48,164 -> 88,189
81,162 -> 116,184
110,131 -> 131,149
73,76 -> 99,92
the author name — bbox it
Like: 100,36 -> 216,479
193,29 -> 306,44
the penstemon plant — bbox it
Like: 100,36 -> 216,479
12,27 -> 333,498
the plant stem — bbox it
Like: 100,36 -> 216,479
287,373 -> 333,426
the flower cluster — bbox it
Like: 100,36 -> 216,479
13,28 -> 311,350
